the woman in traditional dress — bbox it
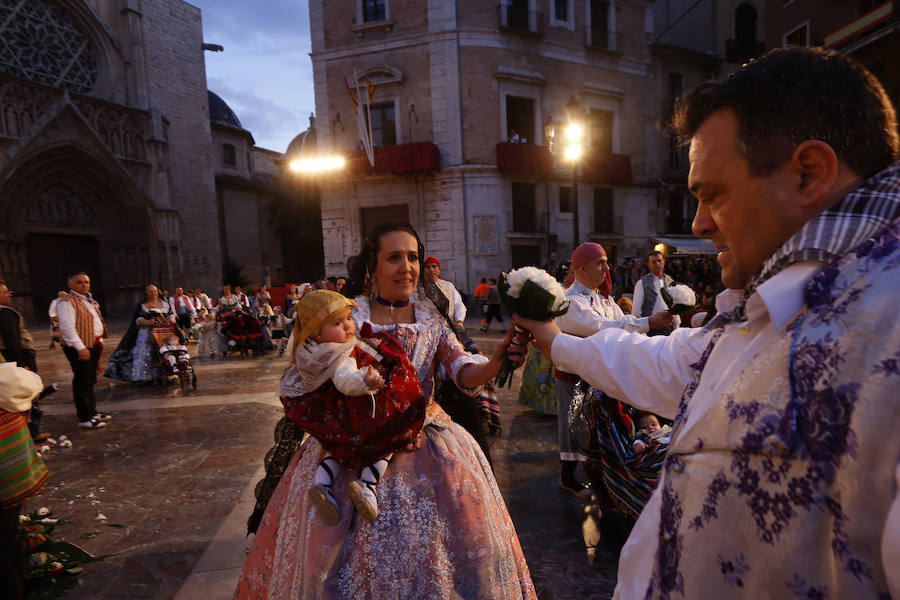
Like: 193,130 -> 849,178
235,223 -> 536,599
104,284 -> 178,382
516,345 -> 558,415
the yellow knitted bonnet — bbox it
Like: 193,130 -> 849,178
292,290 -> 357,347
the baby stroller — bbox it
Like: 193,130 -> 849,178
219,309 -> 266,356
153,330 -> 197,390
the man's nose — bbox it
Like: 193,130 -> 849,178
692,203 -> 716,237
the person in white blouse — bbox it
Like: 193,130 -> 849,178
554,242 -> 673,497
631,250 -> 681,334
514,47 -> 900,600
422,256 -> 467,329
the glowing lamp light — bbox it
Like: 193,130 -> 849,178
654,243 -> 666,253
289,156 -> 346,173
564,144 -> 582,161
564,123 -> 583,142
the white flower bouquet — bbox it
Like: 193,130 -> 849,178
495,267 -> 569,387
660,283 -> 697,315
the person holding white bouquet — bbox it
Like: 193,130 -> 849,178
631,250 -> 682,335
513,47 -> 900,600
553,242 -> 673,497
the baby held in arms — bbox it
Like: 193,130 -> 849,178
278,290 -> 426,526
632,412 -> 673,454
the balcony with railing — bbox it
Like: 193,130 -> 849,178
498,4 -> 545,37
581,151 -> 632,184
345,141 -> 441,176
496,141 -> 554,177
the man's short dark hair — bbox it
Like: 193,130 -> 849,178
489,278 -> 497,284
67,270 -> 89,280
480,278 -> 487,283
672,47 -> 899,178
648,250 -> 664,260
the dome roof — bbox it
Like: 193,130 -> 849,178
284,115 -> 318,158
208,90 -> 243,129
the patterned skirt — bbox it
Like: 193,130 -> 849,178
0,412 -> 49,508
235,409 -> 537,600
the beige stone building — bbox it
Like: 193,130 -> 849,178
208,91 -> 285,288
308,0 -> 727,293
0,0 -> 223,318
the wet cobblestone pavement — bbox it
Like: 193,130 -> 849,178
25,319 -> 618,599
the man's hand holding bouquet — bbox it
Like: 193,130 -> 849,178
495,267 -> 569,387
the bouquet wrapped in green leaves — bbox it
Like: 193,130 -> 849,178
495,267 -> 569,387
660,283 -> 697,315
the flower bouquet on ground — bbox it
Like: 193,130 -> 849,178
18,507 -> 109,598
495,267 -> 569,388
660,283 -> 697,315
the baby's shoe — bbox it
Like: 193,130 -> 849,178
308,484 -> 341,525
347,479 -> 379,523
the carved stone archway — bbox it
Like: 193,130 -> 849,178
0,143 -> 155,318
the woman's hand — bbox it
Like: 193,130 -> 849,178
490,325 -> 528,367
457,326 -> 527,388
512,315 -> 562,362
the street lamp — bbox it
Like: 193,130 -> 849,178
563,121 -> 584,250
288,156 -> 346,173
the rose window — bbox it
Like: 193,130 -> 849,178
0,0 -> 99,93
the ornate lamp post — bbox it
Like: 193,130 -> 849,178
563,121 -> 584,250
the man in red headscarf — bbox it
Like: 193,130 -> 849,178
553,242 -> 673,496
423,256 -> 467,329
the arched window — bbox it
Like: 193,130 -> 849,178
0,0 -> 99,93
726,3 -> 763,62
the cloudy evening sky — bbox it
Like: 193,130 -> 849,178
190,0 -> 315,153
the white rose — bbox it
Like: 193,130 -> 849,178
667,284 -> 696,307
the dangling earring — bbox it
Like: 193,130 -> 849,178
369,277 -> 379,300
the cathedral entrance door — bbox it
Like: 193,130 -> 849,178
25,233 -> 102,318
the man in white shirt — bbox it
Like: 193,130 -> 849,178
193,288 -> 213,312
423,256 -> 467,329
56,271 -> 111,430
515,47 -> 900,599
554,242 -> 672,496
169,286 -> 197,334
631,251 -> 681,335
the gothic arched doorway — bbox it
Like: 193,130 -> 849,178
0,144 -> 155,319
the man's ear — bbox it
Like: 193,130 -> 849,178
791,140 -> 838,209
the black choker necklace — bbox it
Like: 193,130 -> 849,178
375,296 -> 410,314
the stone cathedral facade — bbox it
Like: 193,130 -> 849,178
0,0 -> 221,318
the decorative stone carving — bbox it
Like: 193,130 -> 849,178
0,0 -> 99,94
23,183 -> 100,230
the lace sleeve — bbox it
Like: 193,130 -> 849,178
435,322 -> 486,396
